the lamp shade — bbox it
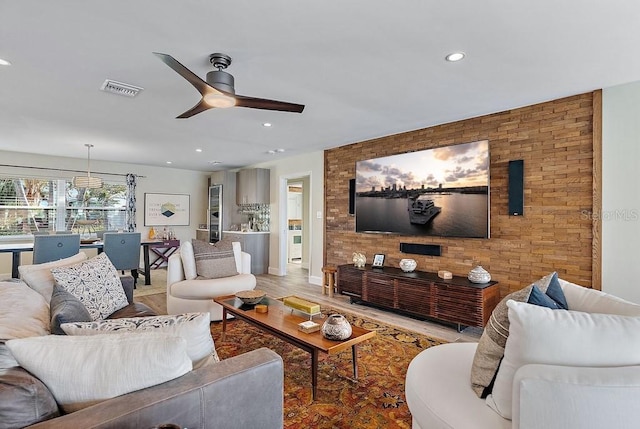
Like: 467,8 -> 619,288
74,143 -> 103,188
73,175 -> 103,188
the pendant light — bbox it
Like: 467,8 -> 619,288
73,144 -> 103,188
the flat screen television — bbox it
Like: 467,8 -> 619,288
355,140 -> 490,238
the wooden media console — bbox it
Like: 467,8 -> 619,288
337,264 -> 500,330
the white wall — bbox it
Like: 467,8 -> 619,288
252,151 -> 324,284
602,81 -> 640,303
0,150 -> 209,274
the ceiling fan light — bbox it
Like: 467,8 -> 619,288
203,93 -> 236,108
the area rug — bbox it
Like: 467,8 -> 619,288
210,307 -> 447,429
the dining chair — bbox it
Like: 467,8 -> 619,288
33,234 -> 81,264
102,232 -> 141,285
96,230 -> 118,240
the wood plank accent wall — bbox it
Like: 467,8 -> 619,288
324,92 -> 597,297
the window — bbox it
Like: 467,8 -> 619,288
0,177 -> 127,237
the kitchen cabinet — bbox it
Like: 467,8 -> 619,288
287,192 -> 303,219
236,168 -> 270,205
223,231 -> 270,274
287,229 -> 302,261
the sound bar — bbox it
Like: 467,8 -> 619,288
508,159 -> 524,216
399,243 -> 442,256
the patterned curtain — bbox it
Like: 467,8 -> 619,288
125,173 -> 137,232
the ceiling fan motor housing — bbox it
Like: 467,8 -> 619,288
206,70 -> 235,94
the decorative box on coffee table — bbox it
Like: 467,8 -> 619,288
336,264 -> 500,330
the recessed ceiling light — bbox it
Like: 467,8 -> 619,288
0,58 -> 11,66
195,148 -> 203,152
208,161 -> 221,165
267,150 -> 276,155
166,161 -> 172,165
263,122 -> 272,127
276,148 -> 285,153
445,52 -> 465,62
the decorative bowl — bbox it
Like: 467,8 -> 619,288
235,289 -> 266,305
468,266 -> 491,283
399,258 -> 417,273
321,314 -> 352,340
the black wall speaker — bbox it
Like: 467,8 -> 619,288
508,159 -> 524,216
399,242 -> 442,256
348,178 -> 356,215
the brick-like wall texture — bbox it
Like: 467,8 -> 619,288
325,92 -> 594,297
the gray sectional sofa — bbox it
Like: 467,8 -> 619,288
1,259 -> 284,429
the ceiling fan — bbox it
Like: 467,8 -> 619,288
153,52 -> 305,118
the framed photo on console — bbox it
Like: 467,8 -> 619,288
372,253 -> 385,268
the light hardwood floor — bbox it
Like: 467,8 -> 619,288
135,263 -> 482,343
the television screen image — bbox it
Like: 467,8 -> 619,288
355,140 -> 489,238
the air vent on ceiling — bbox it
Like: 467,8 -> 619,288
100,79 -> 143,97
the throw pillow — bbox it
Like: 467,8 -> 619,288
487,300 -> 640,419
6,332 -> 192,413
192,239 -> 239,279
50,284 -> 92,335
470,272 -> 567,397
559,277 -> 640,315
18,252 -> 88,303
50,253 -> 128,321
61,312 -> 218,369
0,366 -> 60,427
0,281 -> 50,341
180,240 -> 198,280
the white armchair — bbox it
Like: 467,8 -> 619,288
406,279 -> 640,429
166,241 -> 256,321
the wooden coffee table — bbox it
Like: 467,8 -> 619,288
214,295 -> 376,400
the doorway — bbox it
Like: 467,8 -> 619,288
279,173 -> 311,279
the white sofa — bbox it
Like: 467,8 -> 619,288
166,241 -> 257,321
406,279 -> 640,429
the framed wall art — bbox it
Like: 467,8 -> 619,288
144,193 -> 190,226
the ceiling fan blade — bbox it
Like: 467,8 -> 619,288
152,52 -> 223,97
235,95 -> 305,113
176,99 -> 212,119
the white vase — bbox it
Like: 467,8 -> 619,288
468,266 -> 491,283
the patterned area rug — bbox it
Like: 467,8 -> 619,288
210,307 -> 447,429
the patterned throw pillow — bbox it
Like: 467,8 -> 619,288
51,253 -> 128,321
61,312 -> 218,368
470,272 -> 567,397
192,239 -> 239,279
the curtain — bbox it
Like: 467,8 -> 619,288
125,173 -> 136,232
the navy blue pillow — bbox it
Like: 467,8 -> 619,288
544,272 -> 568,309
528,284 -> 562,309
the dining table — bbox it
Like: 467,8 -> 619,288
0,238 -> 174,286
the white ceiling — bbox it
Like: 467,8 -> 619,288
1,1 -> 640,171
